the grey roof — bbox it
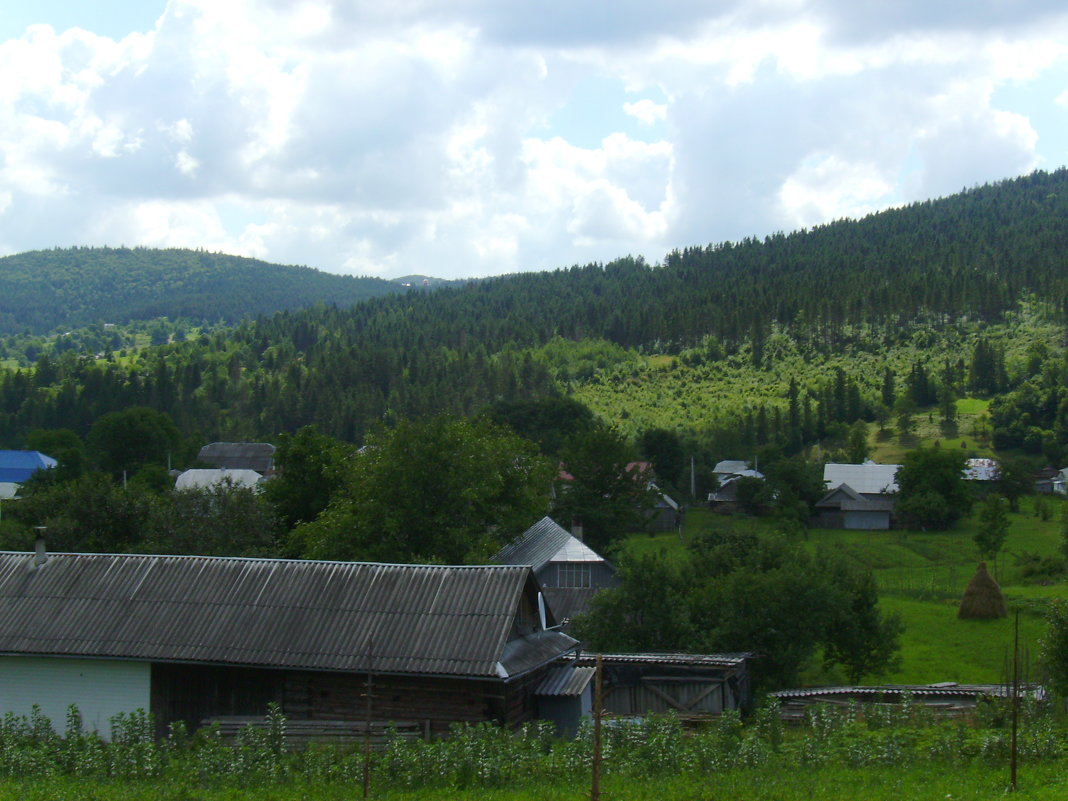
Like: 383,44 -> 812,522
772,684 -> 1046,701
713,460 -> 750,476
198,442 -> 276,474
823,462 -> 900,494
493,517 -> 605,572
0,552 -> 578,680
542,587 -> 601,623
536,665 -> 595,697
574,652 -> 750,669
175,468 -> 262,491
816,484 -> 895,513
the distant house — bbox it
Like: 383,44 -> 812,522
964,458 -> 999,483
174,468 -> 263,491
0,450 -> 57,500
0,550 -> 578,739
712,460 -> 752,481
493,516 -> 617,624
708,469 -> 765,513
647,485 -> 681,531
817,461 -> 901,530
814,484 -> 895,530
1034,467 -> 1061,495
197,442 -> 276,475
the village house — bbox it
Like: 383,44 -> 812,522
814,461 -> 901,530
0,548 -> 579,739
493,516 -> 617,624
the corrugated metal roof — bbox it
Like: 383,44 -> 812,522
0,552 -> 577,679
823,463 -> 901,494
536,665 -> 595,697
493,517 -> 605,571
771,684 -> 1046,701
175,469 -> 262,490
713,460 -> 750,476
0,450 -> 57,484
198,443 -> 276,474
574,652 -> 750,668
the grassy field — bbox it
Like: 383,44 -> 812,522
2,763 -> 1066,801
623,498 -> 1067,686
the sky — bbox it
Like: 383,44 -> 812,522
2,1 -> 1068,280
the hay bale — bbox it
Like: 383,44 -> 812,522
958,562 -> 1007,619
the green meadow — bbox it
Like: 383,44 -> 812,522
623,498 -> 1067,687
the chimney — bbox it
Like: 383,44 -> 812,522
571,518 -> 583,541
33,527 -> 47,567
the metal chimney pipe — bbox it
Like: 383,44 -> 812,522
33,526 -> 47,566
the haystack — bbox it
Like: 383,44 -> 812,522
957,562 -> 1007,619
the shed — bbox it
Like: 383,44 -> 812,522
535,665 -> 595,737
572,653 -> 753,719
0,551 -> 578,739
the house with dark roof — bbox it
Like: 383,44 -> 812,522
493,516 -> 617,624
817,461 -> 901,530
197,442 -> 276,475
0,549 -> 578,738
0,450 -> 57,499
814,484 -> 896,530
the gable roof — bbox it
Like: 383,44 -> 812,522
0,450 -> 57,484
493,516 -> 605,572
0,552 -> 577,680
713,460 -> 750,476
197,442 -> 276,474
823,462 -> 901,494
816,484 -> 895,513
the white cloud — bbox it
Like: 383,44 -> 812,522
1,0 -> 1068,278
623,99 -> 666,125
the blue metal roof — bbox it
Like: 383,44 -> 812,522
0,451 -> 57,484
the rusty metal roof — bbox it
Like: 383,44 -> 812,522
0,552 -> 577,680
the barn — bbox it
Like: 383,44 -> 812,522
0,548 -> 579,739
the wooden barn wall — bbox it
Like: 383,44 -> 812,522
152,663 -> 545,738
151,663 -> 284,737
283,670 -> 511,737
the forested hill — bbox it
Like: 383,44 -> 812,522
0,247 -> 401,334
3,169 -> 1068,453
287,168 -> 1068,358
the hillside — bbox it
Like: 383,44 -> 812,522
1,170 -> 1068,457
0,247 -> 401,334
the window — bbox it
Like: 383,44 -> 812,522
557,563 -> 591,588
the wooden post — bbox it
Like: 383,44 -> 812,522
1010,609 -> 1019,792
591,654 -> 603,801
364,636 -> 374,800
